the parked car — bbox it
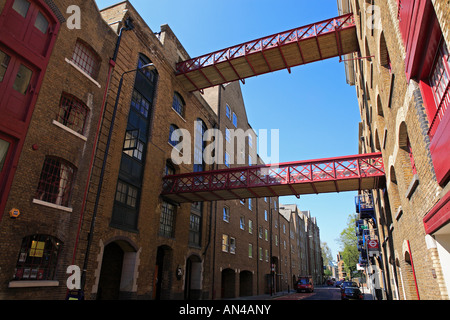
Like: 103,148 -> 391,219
341,287 -> 364,300
326,279 -> 334,286
340,281 -> 359,292
296,276 -> 314,293
335,280 -> 342,287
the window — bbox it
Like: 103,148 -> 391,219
34,11 -> 48,34
172,92 -> 185,117
225,127 -> 230,142
71,40 -> 100,79
240,216 -> 245,230
194,119 -> 207,172
248,134 -> 253,148
428,39 -> 449,137
232,112 -> 237,127
248,155 -> 252,166
0,138 -> 10,172
264,229 -> 268,241
223,206 -> 230,222
249,220 -> 253,234
259,226 -> 263,239
56,93 -> 89,135
13,64 -> 32,95
265,210 -> 268,221
224,152 -> 230,167
159,201 -> 176,238
131,89 -> 151,118
226,104 -> 231,119
222,234 -> 229,252
259,247 -> 263,260
229,237 -> 236,254
12,0 -> 30,18
189,213 -> 201,246
248,198 -> 252,211
115,181 -> 138,208
123,129 -> 144,160
35,157 -> 75,207
0,50 -> 10,82
169,124 -> 180,148
14,235 -> 62,280
248,244 -> 253,258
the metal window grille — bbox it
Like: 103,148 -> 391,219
56,93 -> 89,135
35,157 -> 75,207
71,40 -> 100,79
429,40 -> 450,137
14,235 -> 62,280
159,201 -> 175,238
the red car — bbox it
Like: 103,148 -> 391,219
296,276 -> 314,293
341,287 -> 364,300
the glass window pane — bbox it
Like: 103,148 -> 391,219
12,0 -> 30,18
34,12 -> 49,34
13,64 -> 32,95
0,50 -> 11,82
0,139 -> 10,171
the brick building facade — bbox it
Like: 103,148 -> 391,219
0,0 -> 117,299
339,0 -> 450,300
0,0 -> 324,300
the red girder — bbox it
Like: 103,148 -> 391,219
175,13 -> 357,92
161,153 -> 386,203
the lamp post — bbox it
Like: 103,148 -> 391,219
78,63 -> 155,298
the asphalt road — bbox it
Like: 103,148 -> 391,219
273,286 -> 344,300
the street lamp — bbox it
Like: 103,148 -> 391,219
77,63 -> 156,299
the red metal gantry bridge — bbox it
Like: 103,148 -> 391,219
162,13 -> 386,203
162,153 -> 386,203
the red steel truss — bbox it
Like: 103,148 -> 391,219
161,153 -> 385,203
175,13 -> 358,92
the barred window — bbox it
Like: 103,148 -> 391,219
56,93 -> 89,135
14,235 -> 62,281
35,157 -> 75,207
159,201 -> 175,238
428,39 -> 450,137
71,40 -> 100,79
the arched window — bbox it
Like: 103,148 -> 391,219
194,118 -> 207,172
56,92 -> 89,135
172,92 -> 185,117
169,124 -> 180,147
14,234 -> 62,280
71,39 -> 101,79
35,156 -> 75,207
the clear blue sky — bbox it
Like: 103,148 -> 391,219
96,0 -> 361,261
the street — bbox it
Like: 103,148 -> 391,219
273,286 -> 372,300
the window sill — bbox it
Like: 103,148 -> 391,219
65,58 -> 101,88
9,280 -> 59,288
52,120 -> 87,142
172,108 -> 187,123
32,199 -> 73,213
405,174 -> 419,199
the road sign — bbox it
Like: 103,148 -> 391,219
368,239 -> 379,250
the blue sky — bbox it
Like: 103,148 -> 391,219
96,0 -> 361,261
